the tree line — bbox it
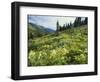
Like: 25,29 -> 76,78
56,17 -> 88,32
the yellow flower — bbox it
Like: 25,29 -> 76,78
50,50 -> 56,55
29,51 -> 35,59
62,48 -> 69,54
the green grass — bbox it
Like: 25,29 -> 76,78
28,25 -> 88,66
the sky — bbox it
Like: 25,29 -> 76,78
28,15 -> 80,30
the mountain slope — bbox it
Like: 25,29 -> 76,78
28,23 -> 55,39
28,25 -> 88,66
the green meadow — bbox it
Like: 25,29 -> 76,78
28,24 -> 88,66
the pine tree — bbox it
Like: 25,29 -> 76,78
84,17 -> 88,25
63,24 -> 66,30
65,23 -> 68,30
74,17 -> 82,27
67,23 -> 70,29
74,17 -> 78,27
77,17 -> 81,26
56,20 -> 59,31
59,25 -> 61,31
69,22 -> 73,28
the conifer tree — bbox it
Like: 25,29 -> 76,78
69,22 -> 73,28
63,24 -> 66,30
56,20 -> 59,31
65,23 -> 68,29
84,17 -> 88,25
67,23 -> 70,29
74,17 -> 82,27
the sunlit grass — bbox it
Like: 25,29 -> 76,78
28,25 -> 88,66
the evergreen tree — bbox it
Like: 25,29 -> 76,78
74,17 -> 78,27
65,23 -> 68,29
59,25 -> 61,31
67,23 -> 70,29
80,20 -> 84,25
84,17 -> 88,25
63,24 -> 66,30
77,17 -> 81,26
56,20 -> 59,31
69,22 -> 73,28
74,17 -> 82,27
80,17 -> 88,25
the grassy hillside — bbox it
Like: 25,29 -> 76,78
28,23 -> 54,40
28,23 -> 47,39
28,25 -> 88,66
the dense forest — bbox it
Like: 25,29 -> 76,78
28,17 -> 88,66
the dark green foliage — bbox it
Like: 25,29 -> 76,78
74,17 -> 81,27
74,17 -> 88,27
56,21 -> 72,31
84,17 -> 88,25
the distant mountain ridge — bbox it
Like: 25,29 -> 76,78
28,23 -> 55,39
29,23 -> 55,33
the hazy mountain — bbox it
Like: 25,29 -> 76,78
45,28 -> 55,32
28,23 -> 55,39
29,23 -> 55,33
